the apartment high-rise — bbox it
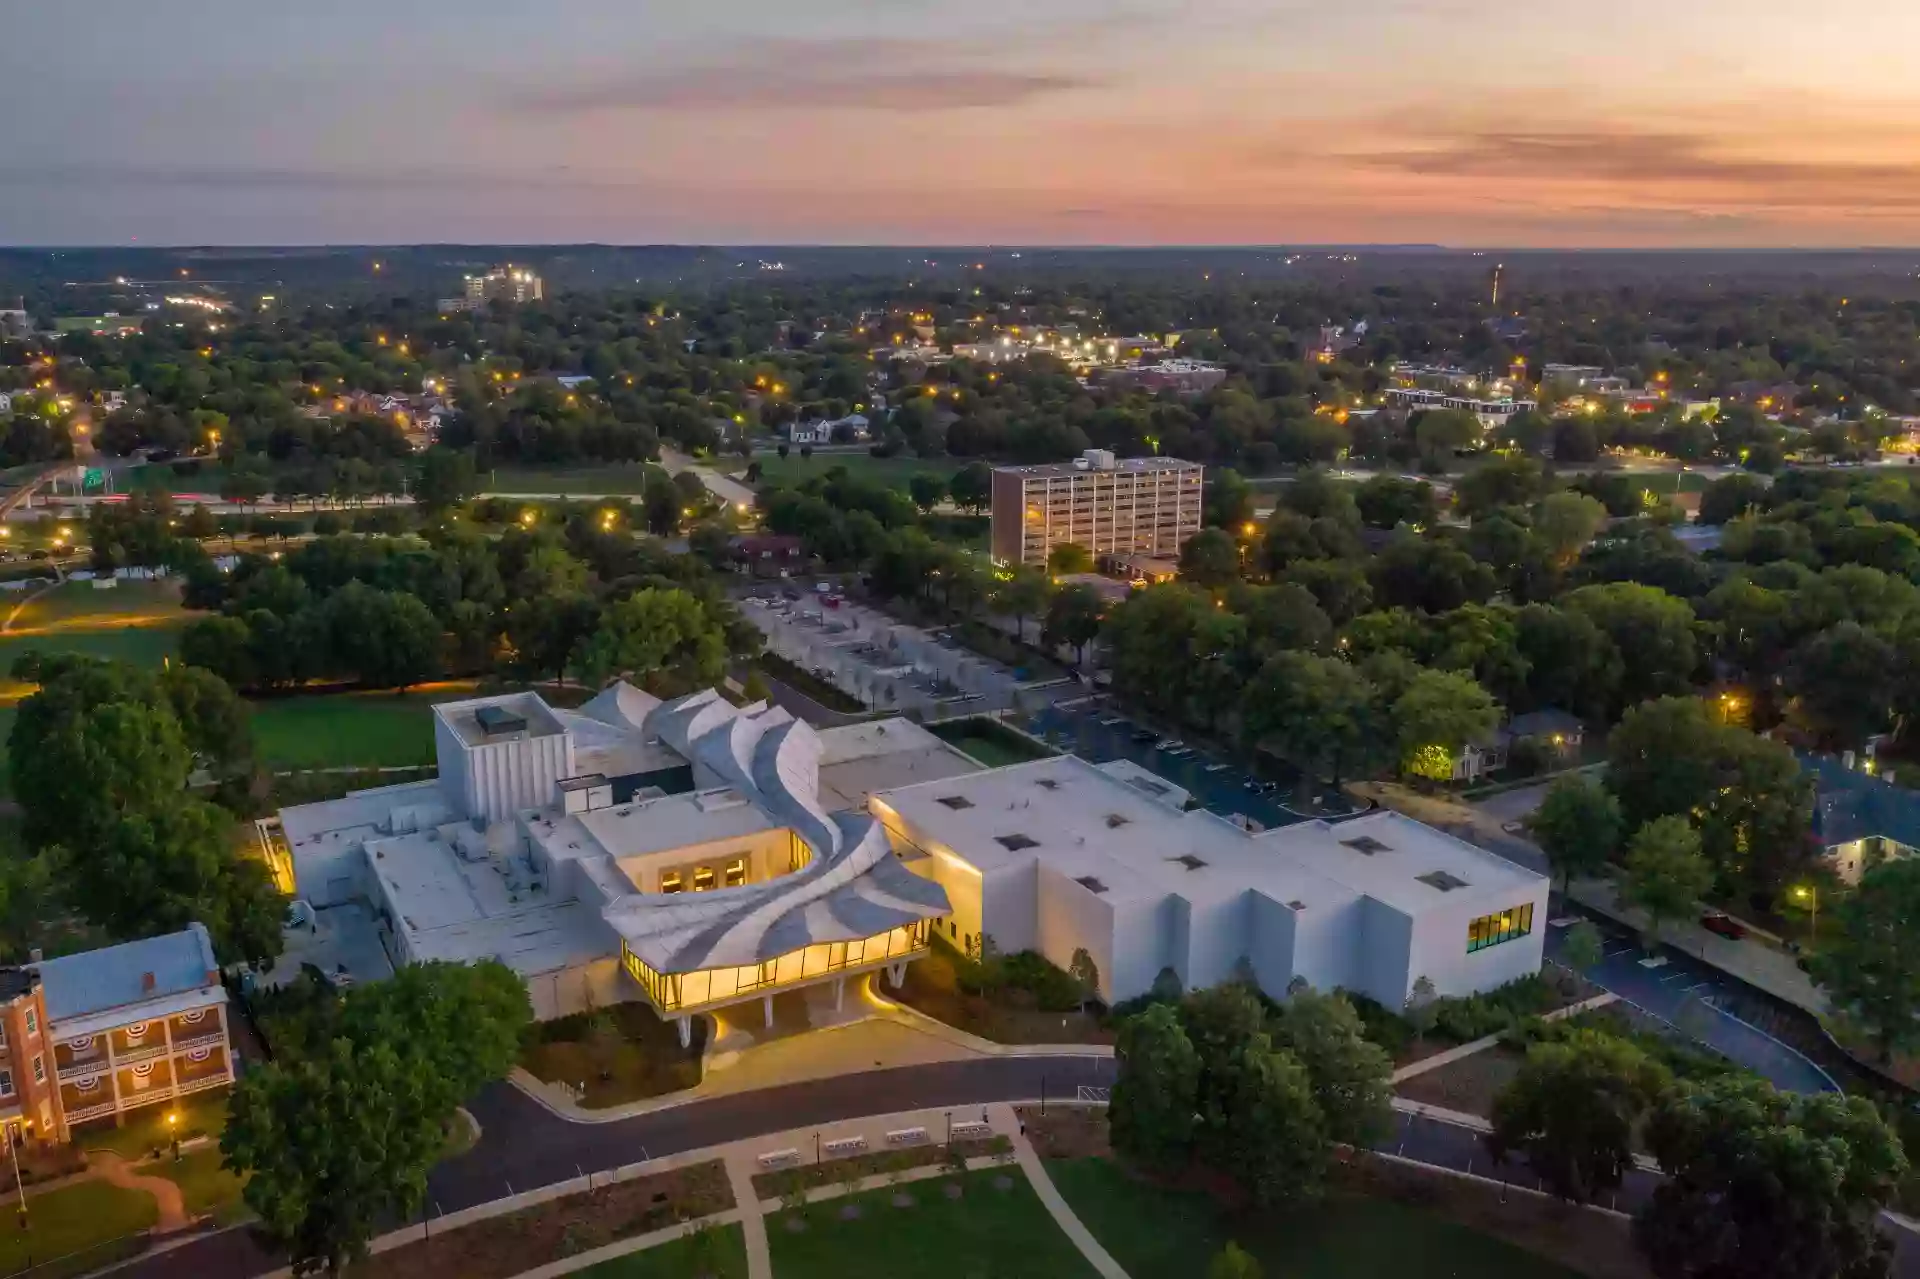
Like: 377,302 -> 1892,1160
462,265 -> 545,308
990,450 -> 1203,567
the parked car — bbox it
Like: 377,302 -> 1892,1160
1700,911 -> 1747,941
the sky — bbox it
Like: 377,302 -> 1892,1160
5,0 -> 1920,248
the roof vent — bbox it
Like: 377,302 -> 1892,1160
1035,778 -> 1060,791
1417,870 -> 1469,892
141,971 -> 156,994
1105,813 -> 1130,829
996,834 -> 1039,852
1341,835 -> 1392,856
1170,853 -> 1207,871
1075,876 -> 1108,894
937,795 -> 974,810
1286,900 -> 1307,912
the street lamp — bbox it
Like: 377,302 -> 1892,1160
7,1121 -> 25,1228
1794,884 -> 1818,943
166,1111 -> 180,1162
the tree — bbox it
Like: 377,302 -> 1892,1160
992,566 -> 1051,644
1489,1030 -> 1671,1203
1208,1242 -> 1263,1279
1392,668 -> 1499,782
412,446 -> 478,515
1068,947 -> 1101,1009
1563,584 -> 1697,715
1525,774 -> 1622,892
948,461 -> 992,513
12,691 -> 191,849
1244,651 -> 1381,789
224,1038 -> 447,1276
1532,491 -> 1609,565
1042,583 -> 1105,668
1786,622 -> 1897,751
1205,468 -> 1256,530
1046,541 -> 1093,576
1810,858 -> 1920,1060
179,613 -> 258,694
1623,816 -> 1712,942
575,588 -> 728,693
1109,1003 -> 1200,1171
1208,1038 -> 1327,1207
317,583 -> 442,691
1405,975 -> 1439,1049
1413,408 -> 1480,463
907,472 -> 947,515
1267,987 -> 1393,1148
1561,920 -> 1606,973
1636,1076 -> 1906,1279
1179,527 -> 1243,589
1355,475 -> 1439,530
335,961 -> 532,1109
1455,454 -> 1546,517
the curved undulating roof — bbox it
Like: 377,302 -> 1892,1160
610,691 -> 949,974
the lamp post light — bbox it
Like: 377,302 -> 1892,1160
1795,884 -> 1818,944
8,1122 -> 26,1228
166,1111 -> 180,1162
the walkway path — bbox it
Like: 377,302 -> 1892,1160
1000,1103 -> 1130,1279
1390,991 -> 1618,1084
90,1152 -> 188,1234
722,1151 -> 773,1279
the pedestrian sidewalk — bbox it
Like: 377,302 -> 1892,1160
999,1101 -> 1131,1279
1567,877 -> 1826,1015
1390,991 -> 1617,1084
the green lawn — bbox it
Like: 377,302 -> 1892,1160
246,691 -> 445,769
742,452 -> 962,492
1050,1157 -> 1581,1279
575,1223 -> 747,1278
767,1166 -> 1097,1279
0,579 -> 193,688
73,1094 -> 229,1161
483,464 -> 663,495
0,1179 -> 158,1275
930,718 -> 1056,769
150,1149 -> 250,1225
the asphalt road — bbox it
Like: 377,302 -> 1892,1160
115,1055 -> 1117,1279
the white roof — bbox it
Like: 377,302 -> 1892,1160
874,756 -> 1543,920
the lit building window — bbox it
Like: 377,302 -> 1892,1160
692,867 -> 717,891
660,871 -> 684,894
725,859 -> 748,888
1467,903 -> 1535,953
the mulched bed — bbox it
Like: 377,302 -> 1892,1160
1014,1105 -> 1111,1160
1395,1044 -> 1526,1118
347,1160 -> 732,1279
752,1137 -> 1011,1199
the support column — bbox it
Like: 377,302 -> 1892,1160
676,1016 -> 691,1049
161,1018 -> 177,1105
833,977 -> 845,1012
104,1037 -> 124,1126
886,961 -> 906,989
762,995 -> 774,1029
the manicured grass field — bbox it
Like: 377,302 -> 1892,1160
151,1149 -> 250,1225
930,718 -> 1056,769
740,452 -> 963,492
0,1179 -> 159,1274
575,1223 -> 747,1277
73,1093 -> 229,1162
246,691 -> 445,769
482,464 -> 662,495
768,1167 -> 1097,1279
1049,1157 -> 1581,1279
0,579 -> 193,693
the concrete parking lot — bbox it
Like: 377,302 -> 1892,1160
740,591 -> 1060,720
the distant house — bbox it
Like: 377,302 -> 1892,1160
786,413 -> 869,445
1804,753 -> 1920,883
729,534 -> 805,577
554,375 -> 594,391
0,392 -> 12,417
1501,709 -> 1584,763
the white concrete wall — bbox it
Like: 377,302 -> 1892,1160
296,836 -> 370,908
980,862 -> 1038,955
1185,893 -> 1253,991
1405,882 -> 1551,1000
1355,899 -> 1416,1009
526,958 -> 634,1021
1106,896 -> 1166,1003
435,715 -> 473,819
1157,895 -> 1193,992
1288,893 -> 1368,998
1035,866 -> 1118,1002
1246,892 -> 1299,996
462,732 -> 576,823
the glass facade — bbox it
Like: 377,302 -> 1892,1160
1467,902 -> 1535,953
622,918 -> 932,1014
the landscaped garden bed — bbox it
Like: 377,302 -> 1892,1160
520,1000 -> 706,1107
889,942 -> 1111,1045
347,1160 -> 732,1279
927,716 -> 1055,768
751,1135 -> 1013,1199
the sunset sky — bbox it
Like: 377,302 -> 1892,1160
6,0 -> 1920,247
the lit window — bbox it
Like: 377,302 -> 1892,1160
0,1069 -> 10,1097
31,1055 -> 44,1084
660,871 -> 684,894
725,859 -> 747,888
1467,902 -> 1535,953
693,867 -> 717,891
23,1009 -> 34,1036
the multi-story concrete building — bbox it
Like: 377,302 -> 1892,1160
873,755 -> 1549,1009
443,266 -> 544,312
2,926 -> 233,1147
990,450 -> 1202,567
